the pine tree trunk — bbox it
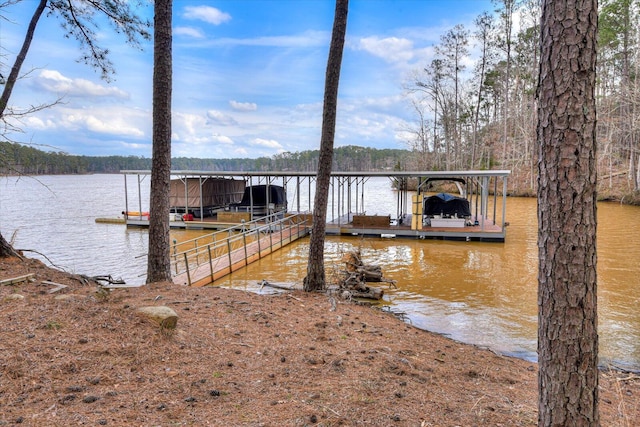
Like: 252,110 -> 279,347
537,0 -> 599,425
304,0 -> 348,292
146,0 -> 173,284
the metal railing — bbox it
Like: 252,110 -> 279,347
171,213 -> 310,286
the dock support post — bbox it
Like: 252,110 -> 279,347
502,177 -> 508,231
137,175 -> 142,220
227,239 -> 232,274
256,228 -> 262,258
243,233 -> 248,266
124,175 -> 129,219
481,176 -> 489,231
183,253 -> 191,286
296,176 -> 301,213
493,178 -> 498,223
208,245 -> 214,283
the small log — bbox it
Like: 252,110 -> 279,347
359,268 -> 383,282
137,306 -> 178,329
0,274 -> 34,286
343,273 -> 363,288
350,287 -> 384,300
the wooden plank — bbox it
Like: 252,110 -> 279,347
217,211 -> 251,222
41,280 -> 68,293
352,215 -> 391,227
95,218 -> 126,224
0,274 -> 34,286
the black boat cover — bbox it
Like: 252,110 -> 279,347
424,193 -> 471,217
235,185 -> 287,207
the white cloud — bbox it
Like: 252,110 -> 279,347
21,116 -> 53,130
183,6 -> 231,25
206,110 -> 238,126
233,147 -> 249,156
174,26 -> 205,38
357,36 -> 415,64
35,70 -> 129,99
84,115 -> 144,137
173,114 -> 239,148
172,133 -> 244,157
121,142 -> 148,151
174,113 -> 208,142
250,138 -> 283,149
212,134 -> 234,145
229,100 -> 257,112
57,112 -> 144,137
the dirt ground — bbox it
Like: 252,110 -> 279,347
1,255 -> 639,426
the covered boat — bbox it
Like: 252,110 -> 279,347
170,177 -> 245,218
423,193 -> 471,218
229,184 -> 287,218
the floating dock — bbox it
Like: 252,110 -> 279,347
120,169 -> 510,242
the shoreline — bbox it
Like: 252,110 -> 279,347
1,255 -> 639,425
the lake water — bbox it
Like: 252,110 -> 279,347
1,174 -> 639,371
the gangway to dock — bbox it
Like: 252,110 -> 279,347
172,213 -> 310,287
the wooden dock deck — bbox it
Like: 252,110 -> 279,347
172,214 -> 310,287
326,214 -> 505,242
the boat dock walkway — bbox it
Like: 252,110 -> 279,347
172,213 -> 310,287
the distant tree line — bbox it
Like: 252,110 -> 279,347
404,0 -> 639,198
0,141 -> 409,175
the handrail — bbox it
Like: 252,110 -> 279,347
170,213 -> 310,285
172,211 -> 286,252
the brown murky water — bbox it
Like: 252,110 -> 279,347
2,175 -> 639,370
217,197 -> 640,371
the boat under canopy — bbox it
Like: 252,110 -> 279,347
229,184 -> 287,219
121,170 -> 511,241
169,177 -> 245,217
424,193 -> 472,219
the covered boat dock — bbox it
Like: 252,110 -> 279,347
120,170 -> 510,242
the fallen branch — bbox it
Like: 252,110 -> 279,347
257,280 -> 297,291
41,280 -> 68,293
93,275 -> 126,285
72,274 -> 126,288
18,249 -> 66,271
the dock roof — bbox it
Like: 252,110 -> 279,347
120,170 -> 511,178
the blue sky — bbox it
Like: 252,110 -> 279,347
2,0 -> 494,158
